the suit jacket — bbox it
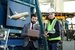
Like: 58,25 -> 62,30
21,23 -> 40,48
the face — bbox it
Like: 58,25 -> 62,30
48,12 -> 55,19
31,16 -> 38,23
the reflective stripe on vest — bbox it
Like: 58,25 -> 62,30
47,36 -> 61,40
47,18 -> 61,40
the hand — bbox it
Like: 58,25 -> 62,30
44,32 -> 49,37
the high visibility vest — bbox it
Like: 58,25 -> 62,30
47,18 -> 61,41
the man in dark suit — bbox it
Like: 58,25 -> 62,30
21,14 -> 40,50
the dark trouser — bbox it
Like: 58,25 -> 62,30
25,41 -> 37,50
48,41 -> 58,50
48,41 -> 52,50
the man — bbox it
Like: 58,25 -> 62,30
22,14 -> 40,50
45,12 -> 61,50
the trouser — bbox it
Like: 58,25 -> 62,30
24,41 -> 37,50
48,41 -> 58,50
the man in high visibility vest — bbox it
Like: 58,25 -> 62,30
45,12 -> 61,50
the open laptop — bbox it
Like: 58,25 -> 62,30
27,29 -> 40,38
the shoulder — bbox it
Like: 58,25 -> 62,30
55,20 -> 61,27
55,20 -> 63,28
56,20 -> 60,24
23,23 -> 30,27
35,22 -> 39,25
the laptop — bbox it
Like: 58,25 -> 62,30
27,29 -> 40,38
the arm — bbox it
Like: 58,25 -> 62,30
21,24 -> 28,37
54,21 -> 61,36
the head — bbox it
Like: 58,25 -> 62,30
48,12 -> 55,19
31,14 -> 38,24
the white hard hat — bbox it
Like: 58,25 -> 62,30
47,8 -> 55,13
